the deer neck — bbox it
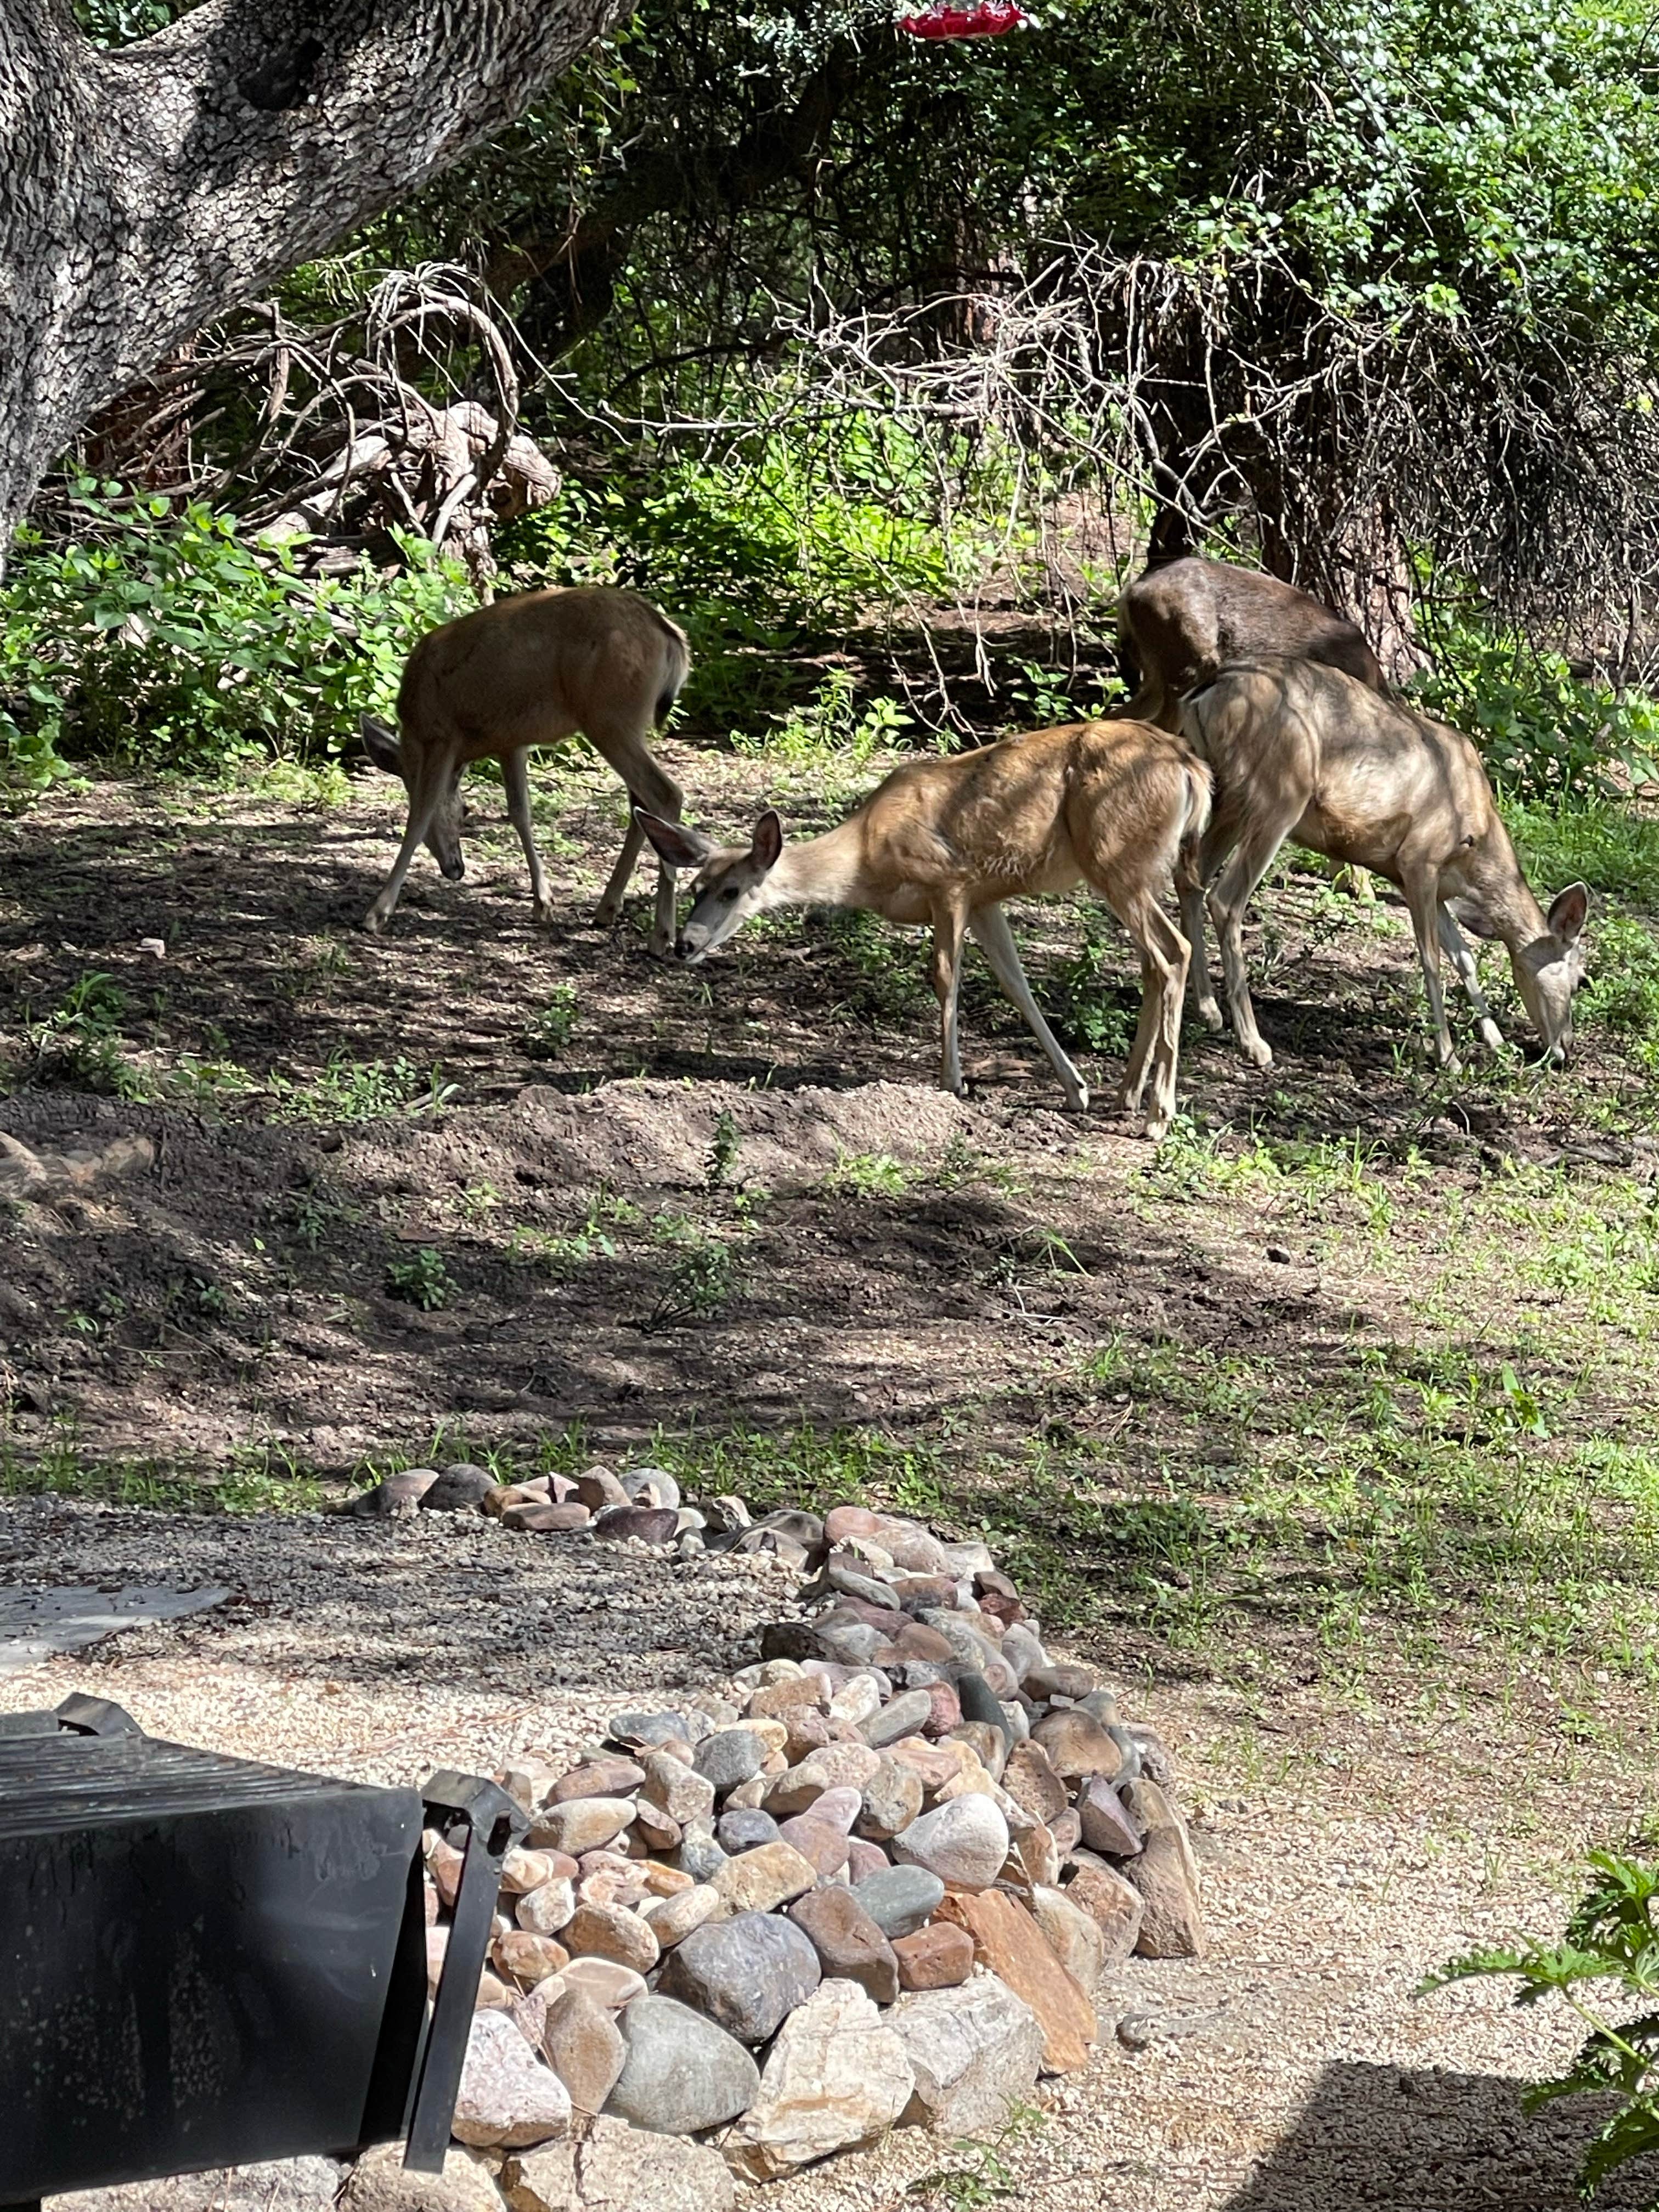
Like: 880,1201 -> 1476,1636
1464,832 -> 1550,951
759,820 -> 872,913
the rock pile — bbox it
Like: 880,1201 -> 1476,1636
373,1494 -> 1204,2209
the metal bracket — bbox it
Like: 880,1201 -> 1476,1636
54,1695 -> 142,1737
402,1773 -> 526,2172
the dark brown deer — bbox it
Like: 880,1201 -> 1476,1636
359,586 -> 689,952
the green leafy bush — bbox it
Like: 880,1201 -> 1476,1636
1412,616 -> 1659,805
2,487 -> 475,788
1420,1850 -> 1659,2204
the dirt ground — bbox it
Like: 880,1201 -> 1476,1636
4,751 -> 1659,2209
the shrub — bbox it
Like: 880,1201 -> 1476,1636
2,485 -> 475,788
1420,1850 -> 1659,2204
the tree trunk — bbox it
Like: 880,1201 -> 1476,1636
0,0 -> 620,561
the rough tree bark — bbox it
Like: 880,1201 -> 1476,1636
0,0 -> 622,561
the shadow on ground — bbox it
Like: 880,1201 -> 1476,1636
1223,2061 -> 1651,2212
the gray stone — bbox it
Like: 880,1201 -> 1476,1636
605,1711 -> 690,1751
725,1979 -> 915,2182
861,1688 -> 934,1748
1077,1775 -> 1144,1858
852,1864 -> 945,1940
594,1504 -> 679,1545
538,1985 -> 626,2116
1028,1884 -> 1108,1993
675,1826 -> 728,1883
891,1796 -> 1009,1892
890,1976 -> 1046,2135
856,1754 -> 924,1843
693,1729 -> 765,1793
789,1886 -> 900,2005
658,1910 -> 821,2044
956,1669 -> 1014,1735
715,1807 -> 781,1854
419,1463 -> 498,1511
620,1465 -> 681,1509
606,1995 -> 760,2136
341,1470 -> 438,1518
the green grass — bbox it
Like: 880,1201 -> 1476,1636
0,1421 -> 326,1512
1509,798 -> 1659,904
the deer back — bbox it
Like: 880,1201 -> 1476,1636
395,587 -> 690,769
1120,557 -> 1386,727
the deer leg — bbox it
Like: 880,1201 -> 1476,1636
1206,822 -> 1291,1070
592,746 -> 683,956
1438,906 -> 1505,1052
1116,896 -> 1190,1139
931,904 -> 970,1097
502,749 -> 553,923
363,776 -> 444,934
968,904 -> 1089,1112
1176,837 -> 1222,1030
1405,883 -> 1457,1068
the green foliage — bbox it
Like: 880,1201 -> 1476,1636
1413,612 -> 1659,804
707,1108 -> 742,1189
2,488 -> 473,788
385,1248 -> 453,1311
1421,1850 -> 1659,2203
20,973 -> 146,1096
1048,913 -> 1138,1058
524,985 -> 579,1059
1509,802 -> 1659,907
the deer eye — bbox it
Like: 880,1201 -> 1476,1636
719,886 -> 739,902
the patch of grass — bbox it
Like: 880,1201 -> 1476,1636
906,2104 -> 1048,2206
1509,798 -> 1659,905
272,1052 -> 455,1124
0,1419 -> 325,1511
19,971 -> 150,1096
825,1148 -> 913,1199
644,1221 -> 738,1330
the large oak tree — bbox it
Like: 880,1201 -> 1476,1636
0,0 -> 620,555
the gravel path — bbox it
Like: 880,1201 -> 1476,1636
3,1499 -> 1650,2211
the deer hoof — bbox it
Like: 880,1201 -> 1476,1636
1197,998 -> 1224,1032
592,901 -> 622,930
362,906 -> 390,935
1067,1084 -> 1092,1114
533,900 -> 556,928
1243,1038 -> 1274,1070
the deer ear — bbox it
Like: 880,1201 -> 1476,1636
359,713 -> 403,774
751,810 -> 785,870
635,809 -> 713,871
1548,882 -> 1589,945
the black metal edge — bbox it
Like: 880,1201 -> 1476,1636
401,1773 -> 527,2171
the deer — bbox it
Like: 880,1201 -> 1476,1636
635,718 -> 1212,1139
1175,659 -> 1589,1072
358,586 -> 690,953
1119,552 -> 1391,904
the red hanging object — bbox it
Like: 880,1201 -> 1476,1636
897,1 -> 1028,36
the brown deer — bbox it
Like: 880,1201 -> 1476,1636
1120,553 -> 1390,906
1118,555 -> 1389,730
1176,659 -> 1589,1070
358,586 -> 690,952
636,719 -> 1212,1138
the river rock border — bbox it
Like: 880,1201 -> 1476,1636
337,1472 -> 1206,2210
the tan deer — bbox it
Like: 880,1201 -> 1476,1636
359,586 -> 690,952
1120,552 -> 1391,903
1176,659 -> 1589,1070
636,719 -> 1212,1138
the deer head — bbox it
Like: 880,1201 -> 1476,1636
359,713 -> 466,880
636,808 -> 785,962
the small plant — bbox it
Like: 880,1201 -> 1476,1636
907,2104 -> 1046,2205
1420,1850 -> 1659,2203
645,1226 -> 736,1330
24,971 -> 148,1096
524,983 -> 579,1059
826,1148 -> 912,1198
1049,913 -> 1139,1057
385,1248 -> 452,1310
707,1108 -> 741,1189
273,1052 -> 452,1124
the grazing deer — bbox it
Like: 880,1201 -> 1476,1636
1120,552 -> 1390,905
636,719 -> 1212,1138
1176,659 -> 1589,1070
358,586 -> 690,952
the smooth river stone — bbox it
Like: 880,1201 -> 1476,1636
775,1814 -> 850,1878
893,1921 -> 975,1991
527,1798 -> 636,1856
539,1985 -> 625,2117
715,1807 -> 781,1855
658,1911 -> 822,2044
1030,1709 -> 1122,1782
891,1796 -> 1009,1893
861,1688 -> 934,1748
856,1755 -> 924,1843
545,1758 -> 646,1806
788,1885 -> 900,2005
852,1864 -> 945,1940
640,1882 -> 724,1949
693,1729 -> 766,1793
709,1839 -> 817,1913
560,1900 -> 659,1975
606,1994 -> 760,2136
